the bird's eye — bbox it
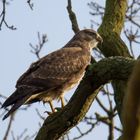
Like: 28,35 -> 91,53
86,31 -> 96,36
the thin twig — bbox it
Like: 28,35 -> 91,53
30,32 -> 48,59
3,113 -> 15,140
96,97 -> 109,113
0,0 -> 16,30
36,108 -> 45,120
27,0 -> 34,10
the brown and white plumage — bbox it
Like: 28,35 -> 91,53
2,29 -> 102,120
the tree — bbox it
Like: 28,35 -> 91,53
0,0 -> 140,140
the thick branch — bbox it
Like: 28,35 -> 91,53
100,0 -> 127,35
97,0 -> 131,119
35,57 -> 135,140
98,0 -> 130,57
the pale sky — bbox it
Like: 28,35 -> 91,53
0,0 -> 129,139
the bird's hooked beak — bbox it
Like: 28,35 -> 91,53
96,34 -> 103,44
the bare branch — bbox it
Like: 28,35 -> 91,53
88,2 -> 104,28
27,0 -> 34,10
30,32 -> 48,59
96,96 -> 109,113
0,0 -> 16,30
36,108 -> 45,121
3,113 -> 15,140
67,0 -> 80,33
72,125 -> 95,140
126,0 -> 140,28
17,129 -> 27,140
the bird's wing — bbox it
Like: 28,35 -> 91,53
2,47 -> 91,120
16,47 -> 90,90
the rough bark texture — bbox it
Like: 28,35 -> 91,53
122,59 -> 140,140
98,0 -> 132,118
35,57 -> 135,140
98,0 -> 130,57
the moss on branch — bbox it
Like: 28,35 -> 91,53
98,0 -> 130,57
97,0 -> 132,119
100,0 -> 127,35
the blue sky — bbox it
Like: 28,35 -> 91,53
0,0 -> 125,139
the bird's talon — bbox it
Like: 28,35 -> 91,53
44,111 -> 53,115
55,107 -> 62,111
44,108 -> 58,115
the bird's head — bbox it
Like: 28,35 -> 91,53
75,29 -> 103,49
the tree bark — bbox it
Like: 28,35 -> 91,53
98,0 -> 132,119
35,57 -> 135,140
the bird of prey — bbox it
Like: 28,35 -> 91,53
2,29 -> 102,120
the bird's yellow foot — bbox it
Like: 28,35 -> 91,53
60,96 -> 65,108
44,101 -> 57,115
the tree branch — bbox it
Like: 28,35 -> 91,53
27,0 -> 34,10
3,114 -> 15,140
0,0 -> 16,30
97,0 -> 132,120
35,56 -> 135,140
98,0 -> 130,57
67,0 -> 80,33
30,32 -> 48,59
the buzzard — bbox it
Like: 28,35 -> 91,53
2,29 -> 102,120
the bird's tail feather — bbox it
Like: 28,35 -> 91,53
2,95 -> 30,120
2,89 -> 28,108
2,86 -> 43,120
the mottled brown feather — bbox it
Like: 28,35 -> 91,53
2,29 -> 102,119
17,47 -> 90,89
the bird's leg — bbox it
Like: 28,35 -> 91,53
45,101 -> 56,115
48,101 -> 55,113
55,96 -> 65,112
60,96 -> 65,108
